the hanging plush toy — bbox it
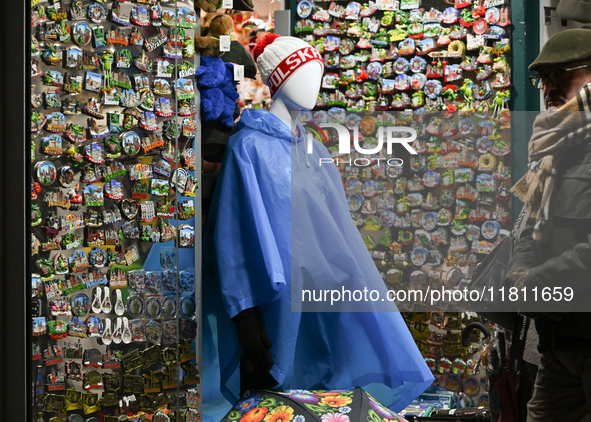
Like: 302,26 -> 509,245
195,56 -> 240,127
194,14 -> 234,57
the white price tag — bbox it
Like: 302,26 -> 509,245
233,64 -> 244,81
220,35 -> 231,52
223,0 -> 234,8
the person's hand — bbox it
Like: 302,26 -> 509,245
232,307 -> 274,373
505,267 -> 532,290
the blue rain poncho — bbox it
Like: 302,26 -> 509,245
203,109 -> 433,420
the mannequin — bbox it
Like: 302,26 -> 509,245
202,34 -> 433,420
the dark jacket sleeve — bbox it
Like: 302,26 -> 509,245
523,233 -> 591,292
507,218 -> 537,274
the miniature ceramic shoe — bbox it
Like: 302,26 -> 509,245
122,317 -> 132,344
91,287 -> 102,314
112,317 -> 123,344
102,318 -> 112,345
114,289 -> 125,316
101,286 -> 112,313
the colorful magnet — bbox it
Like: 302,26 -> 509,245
411,247 -> 428,266
71,293 -> 91,317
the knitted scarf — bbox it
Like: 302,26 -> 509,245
511,83 -> 591,240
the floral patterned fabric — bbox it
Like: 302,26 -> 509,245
222,388 -> 409,422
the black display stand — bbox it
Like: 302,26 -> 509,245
0,0 -> 30,420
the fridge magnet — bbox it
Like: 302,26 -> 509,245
72,21 -> 92,46
92,24 -> 106,48
89,247 -> 108,268
43,72 -> 64,91
178,225 -> 195,248
41,134 -> 63,156
155,198 -> 174,219
103,162 -> 126,182
104,180 -> 124,200
84,142 -> 105,164
145,297 -> 161,319
31,5 -> 47,26
160,219 -> 177,242
140,201 -> 156,223
142,133 -> 165,154
151,179 -> 170,196
84,71 -> 103,93
344,2 -> 361,19
141,224 -> 160,242
35,160 -> 57,186
114,49 -> 132,69
175,78 -> 195,100
120,199 -> 139,220
133,74 -> 150,93
62,98 -> 81,116
155,58 -> 174,78
153,160 -> 172,178
121,131 -> 141,156
153,79 -> 172,96
178,98 -> 196,116
131,5 -> 150,26
68,250 -> 90,274
145,28 -> 168,52
83,184 -> 104,207
110,3 -> 130,25
83,97 -> 104,119
88,2 -> 106,23
164,40 -> 183,60
141,111 -> 159,131
109,71 -> 132,90
86,315 -> 104,338
119,89 -> 140,108
54,253 -> 70,276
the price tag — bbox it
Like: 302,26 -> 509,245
220,35 -> 231,52
222,0 -> 233,8
233,64 -> 244,81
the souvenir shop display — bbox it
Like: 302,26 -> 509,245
28,1 -> 200,421
295,0 -> 513,395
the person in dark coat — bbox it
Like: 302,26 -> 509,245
507,28 -> 591,421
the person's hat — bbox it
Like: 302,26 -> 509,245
221,40 -> 257,79
557,0 -> 591,23
254,34 -> 324,97
529,28 -> 591,71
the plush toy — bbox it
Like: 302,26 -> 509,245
194,14 -> 234,57
195,56 -> 240,127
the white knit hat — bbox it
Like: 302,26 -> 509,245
254,34 -> 324,97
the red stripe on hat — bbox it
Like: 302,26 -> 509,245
267,46 -> 323,97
